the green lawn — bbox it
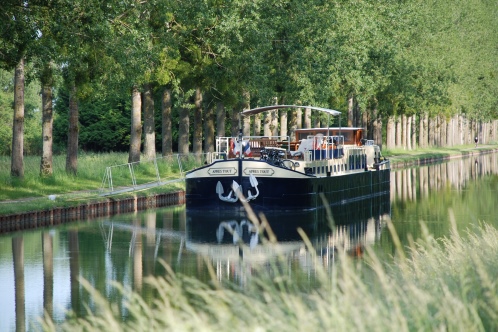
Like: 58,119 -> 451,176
0,152 -> 185,215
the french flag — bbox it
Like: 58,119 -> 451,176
242,141 -> 252,157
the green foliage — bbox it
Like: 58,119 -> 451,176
0,0 -> 497,157
53,84 -> 131,153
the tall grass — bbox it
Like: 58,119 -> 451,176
42,218 -> 498,332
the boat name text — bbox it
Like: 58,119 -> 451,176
208,167 -> 237,175
243,168 -> 275,176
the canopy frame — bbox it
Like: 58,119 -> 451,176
241,105 -> 341,117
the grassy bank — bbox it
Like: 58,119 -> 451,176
383,143 -> 498,164
42,219 -> 498,331
0,152 -> 184,215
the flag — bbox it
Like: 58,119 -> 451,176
242,140 -> 252,157
233,139 -> 240,156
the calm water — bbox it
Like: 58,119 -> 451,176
1,152 -> 497,331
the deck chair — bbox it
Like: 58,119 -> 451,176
290,139 -> 312,159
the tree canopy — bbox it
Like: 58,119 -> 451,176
0,0 -> 496,154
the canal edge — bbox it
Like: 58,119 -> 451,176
389,147 -> 498,169
0,191 -> 185,233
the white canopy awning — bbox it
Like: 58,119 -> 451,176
241,105 -> 341,117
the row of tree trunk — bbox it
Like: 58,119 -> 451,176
130,88 -> 498,161
385,114 -> 498,150
10,69 -> 498,179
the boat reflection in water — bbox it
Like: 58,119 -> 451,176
185,194 -> 391,280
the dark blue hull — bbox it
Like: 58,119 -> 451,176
186,160 -> 390,212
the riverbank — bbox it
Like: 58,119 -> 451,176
1,144 -> 497,233
384,144 -> 498,168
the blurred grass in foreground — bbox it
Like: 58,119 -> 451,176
42,215 -> 498,331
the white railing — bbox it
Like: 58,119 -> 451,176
100,153 -> 210,195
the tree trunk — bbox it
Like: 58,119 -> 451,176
440,116 -> 447,147
216,102 -> 225,138
178,106 -> 190,154
279,109 -> 287,139
142,83 -> 156,159
419,113 -> 425,148
204,105 -> 215,153
436,116 -> 441,146
313,113 -> 320,128
128,86 -> 142,163
296,107 -> 302,129
288,108 -> 297,141
372,101 -> 382,148
263,110 -> 271,136
193,87 -> 203,154
242,91 -> 251,136
304,107 -> 311,128
231,108 -> 239,137
11,58 -> 25,178
354,100 -> 361,127
362,109 -> 369,138
446,116 -> 453,147
253,113 -> 261,136
270,97 -> 278,136
40,83 -> 53,176
161,88 -> 172,156
347,94 -> 353,127
395,116 -> 401,148
402,114 -> 407,149
386,116 -> 395,149
423,113 -> 429,147
411,115 -> 417,149
66,84 -> 78,175
406,115 -> 412,150
428,117 -> 434,147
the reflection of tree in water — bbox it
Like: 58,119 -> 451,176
390,152 -> 498,248
391,153 -> 498,202
13,236 -> 25,332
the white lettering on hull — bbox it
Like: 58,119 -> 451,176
243,168 -> 274,176
208,167 -> 237,175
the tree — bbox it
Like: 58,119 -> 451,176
161,88 -> 172,156
66,84 -> 78,175
142,83 -> 156,159
40,63 -> 54,176
129,86 -> 142,163
11,58 -> 25,177
0,0 -> 38,177
192,87 -> 203,154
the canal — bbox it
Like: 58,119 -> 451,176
0,152 -> 497,331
